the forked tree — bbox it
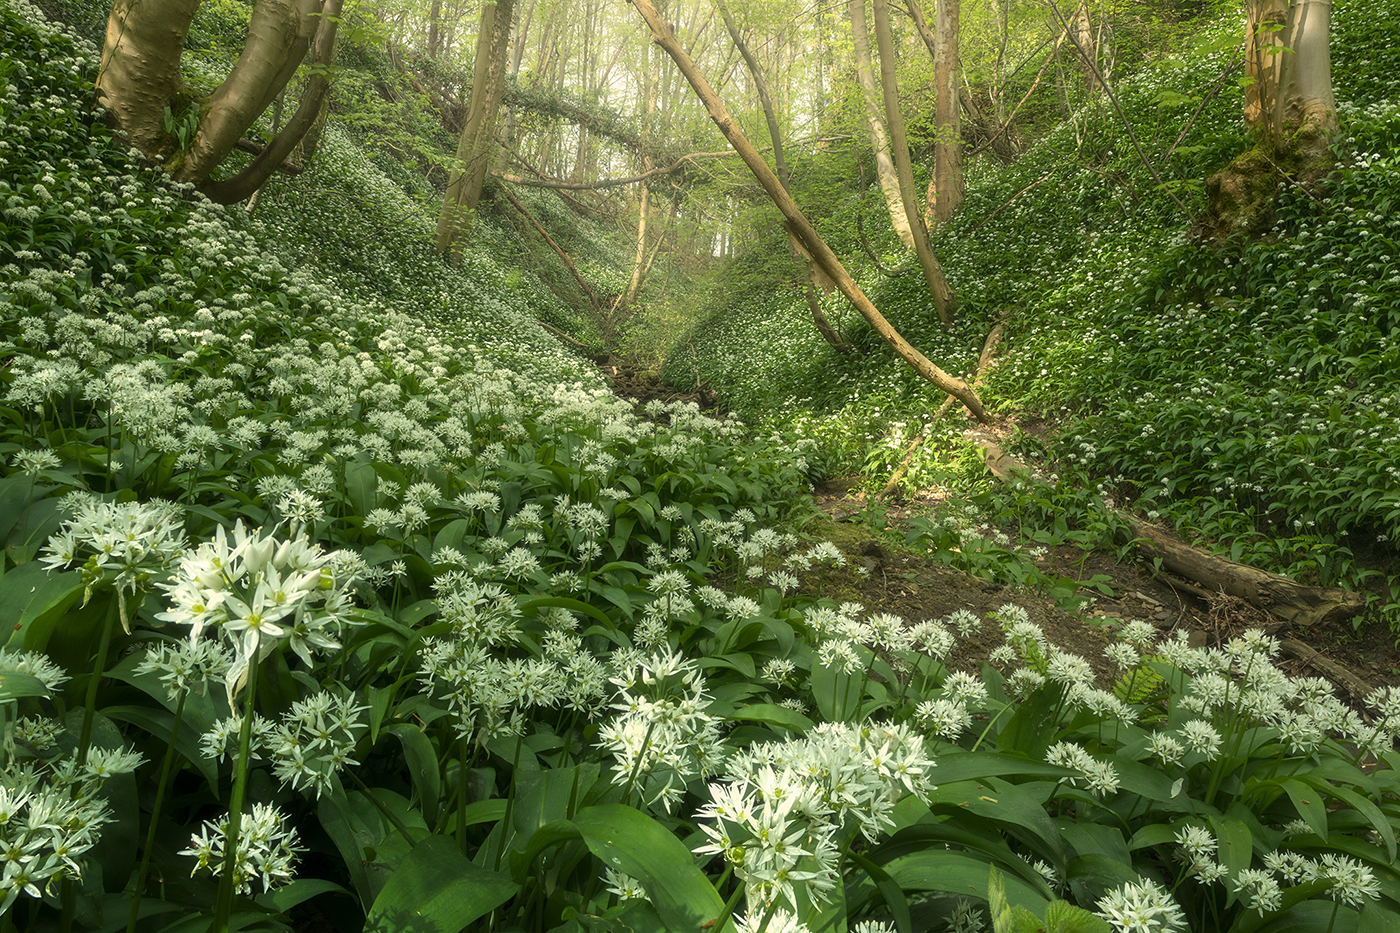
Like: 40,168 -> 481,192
97,0 -> 342,203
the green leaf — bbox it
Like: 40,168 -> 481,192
0,562 -> 83,653
102,704 -> 219,791
1066,854 -> 1140,906
255,878 -> 351,914
1279,778 -> 1328,840
932,752 -> 1075,784
811,652 -> 863,723
0,670 -> 49,700
726,702 -> 814,735
1044,900 -> 1113,933
570,804 -> 726,933
364,835 -> 518,933
884,850 -> 1050,915
851,850 -> 913,933
389,723 -> 442,830
999,683 -> 1063,759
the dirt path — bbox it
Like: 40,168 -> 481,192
807,476 -> 1400,702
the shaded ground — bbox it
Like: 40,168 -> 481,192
807,476 -> 1400,700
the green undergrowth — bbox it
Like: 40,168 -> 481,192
673,0 -> 1400,636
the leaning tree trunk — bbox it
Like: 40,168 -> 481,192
202,0 -> 343,205
848,0 -> 914,249
96,0 -> 203,159
871,0 -> 956,329
435,0 -> 515,259
174,0 -> 322,185
718,0 -> 848,353
627,0 -> 989,423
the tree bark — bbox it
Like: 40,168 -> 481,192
436,0 -> 515,259
175,0 -> 322,185
905,0 -> 962,225
848,0 -> 914,249
96,0 -> 203,159
203,0 -> 343,205
1273,0 -> 1337,141
627,0 -> 989,423
871,0 -> 956,329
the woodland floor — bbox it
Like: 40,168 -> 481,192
808,475 -> 1400,702
601,361 -> 1400,702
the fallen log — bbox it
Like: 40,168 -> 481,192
1126,521 -> 1365,629
1280,637 -> 1374,701
971,436 -> 1365,629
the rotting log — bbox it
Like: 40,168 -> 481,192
1125,522 -> 1364,628
971,436 -> 1365,629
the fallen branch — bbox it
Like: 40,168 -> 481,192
1280,637 -> 1374,701
971,436 -> 1365,628
876,319 -> 1004,499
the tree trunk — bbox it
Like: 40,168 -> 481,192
202,0 -> 343,205
435,0 -> 515,259
848,0 -> 914,249
96,0 -> 203,159
717,0 -> 847,353
932,0 -> 963,224
627,0 -> 989,423
871,0 -> 956,329
175,0 -> 322,185
427,0 -> 442,57
1207,0 -> 1336,239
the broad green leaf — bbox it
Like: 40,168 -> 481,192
851,851 -> 913,933
998,683 -> 1063,759
932,752 -> 1075,785
930,779 -> 1062,868
389,722 -> 442,829
102,704 -> 219,790
1279,778 -> 1328,840
1066,854 -> 1140,906
570,804 -> 726,933
1209,816 -> 1254,901
0,670 -> 49,700
884,849 -> 1050,915
364,835 -> 518,933
727,702 -> 814,735
255,878 -> 351,914
811,653 -> 863,723
1,562 -> 83,653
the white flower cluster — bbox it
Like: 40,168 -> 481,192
694,721 -> 934,911
155,520 -> 358,704
598,650 -> 727,812
0,733 -> 142,911
178,802 -> 301,895
40,494 -> 185,630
